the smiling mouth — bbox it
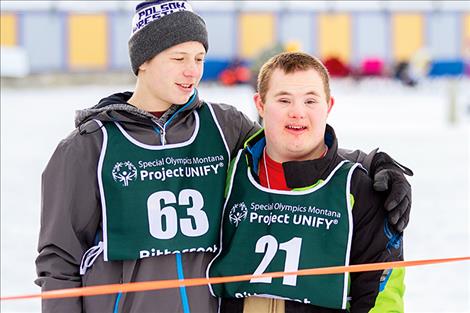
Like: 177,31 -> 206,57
176,83 -> 193,90
286,125 -> 307,131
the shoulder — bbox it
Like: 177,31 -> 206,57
51,120 -> 104,167
203,101 -> 260,156
66,119 -> 103,146
205,102 -> 252,122
42,122 -> 104,200
350,164 -> 372,188
333,153 -> 371,190
350,164 -> 378,205
333,154 -> 371,188
338,148 -> 378,172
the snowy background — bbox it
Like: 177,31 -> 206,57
1,79 -> 469,312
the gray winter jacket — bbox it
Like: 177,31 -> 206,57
35,90 -> 374,313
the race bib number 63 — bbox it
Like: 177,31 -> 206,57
147,189 -> 209,239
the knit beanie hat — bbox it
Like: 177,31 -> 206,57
128,0 -> 209,75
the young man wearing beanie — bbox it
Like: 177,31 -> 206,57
35,1 -> 411,312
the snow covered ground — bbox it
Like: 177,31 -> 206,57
1,79 -> 469,312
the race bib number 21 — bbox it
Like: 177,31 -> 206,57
147,189 -> 209,239
250,235 -> 302,286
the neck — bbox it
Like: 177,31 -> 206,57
260,147 -> 290,190
266,143 -> 328,163
312,143 -> 328,159
128,79 -> 172,112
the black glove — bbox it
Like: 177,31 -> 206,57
371,152 -> 414,233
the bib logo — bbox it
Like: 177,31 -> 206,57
112,161 -> 137,186
229,202 -> 248,227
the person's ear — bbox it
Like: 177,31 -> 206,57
327,96 -> 335,114
254,93 -> 265,118
139,60 -> 149,72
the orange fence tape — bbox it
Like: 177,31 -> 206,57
1,256 -> 469,301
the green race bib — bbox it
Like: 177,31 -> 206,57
98,104 -> 229,261
208,150 -> 358,309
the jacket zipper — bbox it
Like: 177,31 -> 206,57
160,126 -> 166,146
113,278 -> 123,313
153,123 -> 166,146
161,127 -> 166,146
154,91 -> 197,146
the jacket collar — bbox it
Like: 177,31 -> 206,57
283,125 -> 338,188
243,124 -> 339,188
74,89 -> 203,128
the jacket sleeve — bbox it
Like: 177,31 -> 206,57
35,123 -> 103,312
338,148 -> 377,172
348,170 -> 404,313
338,148 -> 412,178
209,102 -> 261,158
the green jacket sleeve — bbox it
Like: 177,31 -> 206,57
369,268 -> 405,313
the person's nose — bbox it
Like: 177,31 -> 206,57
288,100 -> 305,119
183,60 -> 199,78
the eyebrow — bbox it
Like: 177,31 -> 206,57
274,91 -> 320,97
170,51 -> 206,55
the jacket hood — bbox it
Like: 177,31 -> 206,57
74,89 -> 203,128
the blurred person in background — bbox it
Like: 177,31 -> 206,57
248,41 -> 302,90
208,52 -> 405,313
35,1 -> 412,312
219,58 -> 251,86
249,41 -> 301,124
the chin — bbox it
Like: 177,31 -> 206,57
174,96 -> 191,105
